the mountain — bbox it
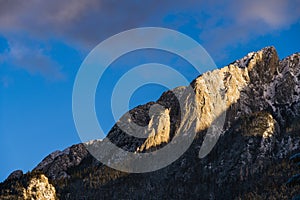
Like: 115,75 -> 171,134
1,47 -> 300,199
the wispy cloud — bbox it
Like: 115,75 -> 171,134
1,38 -> 64,80
191,0 -> 300,60
235,0 -> 300,29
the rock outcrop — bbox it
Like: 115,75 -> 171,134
23,174 -> 56,200
0,172 -> 57,200
33,143 -> 88,180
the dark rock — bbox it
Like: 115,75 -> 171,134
287,174 -> 300,187
290,153 -> 300,163
6,170 -> 23,181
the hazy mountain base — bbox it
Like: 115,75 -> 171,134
1,47 -> 300,199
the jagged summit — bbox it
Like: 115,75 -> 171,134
1,47 -> 300,199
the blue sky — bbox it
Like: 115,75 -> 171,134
0,0 -> 300,181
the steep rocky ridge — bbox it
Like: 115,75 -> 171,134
1,47 -> 300,199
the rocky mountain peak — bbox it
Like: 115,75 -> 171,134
1,46 -> 300,199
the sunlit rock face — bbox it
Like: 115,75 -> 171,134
0,173 -> 57,200
23,174 -> 56,200
138,105 -> 171,152
1,47 -> 300,199
107,47 -> 281,154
